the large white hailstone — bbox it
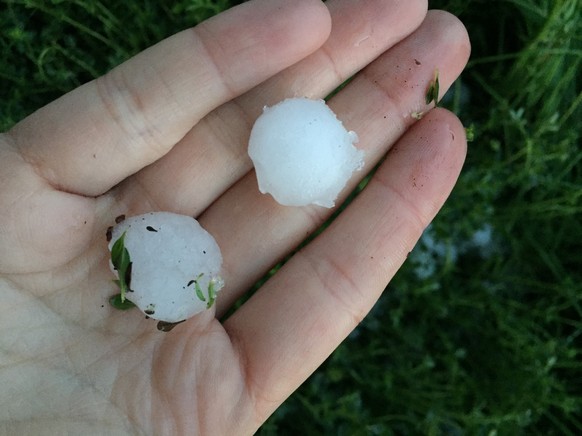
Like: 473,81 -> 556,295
248,97 -> 364,208
108,212 -> 224,323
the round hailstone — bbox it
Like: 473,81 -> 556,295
108,212 -> 224,323
248,97 -> 364,208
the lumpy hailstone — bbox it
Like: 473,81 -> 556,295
248,98 -> 364,207
108,212 -> 224,323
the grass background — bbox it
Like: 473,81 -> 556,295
1,0 -> 581,434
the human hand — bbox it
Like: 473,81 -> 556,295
0,0 -> 470,434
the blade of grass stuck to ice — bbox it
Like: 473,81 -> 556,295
109,294 -> 136,310
110,232 -> 131,302
194,280 -> 206,303
207,279 -> 217,309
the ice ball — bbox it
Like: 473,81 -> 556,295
108,212 -> 223,323
248,97 -> 364,208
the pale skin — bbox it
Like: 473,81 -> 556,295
0,0 -> 470,434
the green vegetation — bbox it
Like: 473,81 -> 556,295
1,0 -> 580,433
110,231 -> 131,302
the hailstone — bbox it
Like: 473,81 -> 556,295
248,97 -> 364,208
107,212 -> 224,323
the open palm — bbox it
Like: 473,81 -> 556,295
0,0 -> 470,434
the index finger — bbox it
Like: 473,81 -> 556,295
8,0 -> 331,196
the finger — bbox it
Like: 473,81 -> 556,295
8,0 -> 331,196
118,0 -> 428,216
202,10 -> 471,316
225,108 -> 468,429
